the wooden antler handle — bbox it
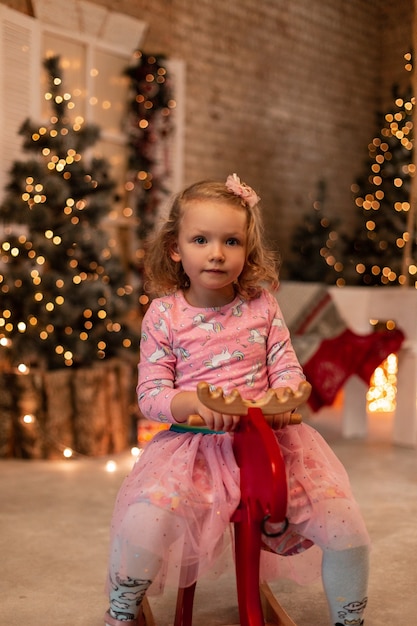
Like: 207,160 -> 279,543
183,380 -> 311,430
195,380 -> 311,415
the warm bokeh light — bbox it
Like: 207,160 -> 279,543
367,353 -> 398,413
106,460 -> 117,472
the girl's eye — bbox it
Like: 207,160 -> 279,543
193,236 -> 206,244
226,238 -> 240,246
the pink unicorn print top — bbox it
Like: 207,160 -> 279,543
137,289 -> 305,423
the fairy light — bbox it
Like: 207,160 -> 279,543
105,460 -> 117,472
131,446 -> 141,459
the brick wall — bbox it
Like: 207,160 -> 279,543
380,0 -> 414,110
1,0 -> 413,274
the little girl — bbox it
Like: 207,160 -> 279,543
105,175 -> 370,626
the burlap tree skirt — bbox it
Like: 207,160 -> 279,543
0,359 -> 137,459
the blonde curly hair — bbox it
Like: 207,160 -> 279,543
144,179 -> 280,299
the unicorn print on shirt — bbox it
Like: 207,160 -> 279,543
244,362 -> 263,387
204,347 -> 245,369
149,346 -> 170,363
192,313 -> 224,333
248,328 -> 266,344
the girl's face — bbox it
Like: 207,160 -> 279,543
170,199 -> 247,307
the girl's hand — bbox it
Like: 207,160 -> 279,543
269,410 -> 294,430
267,387 -> 299,429
196,397 -> 240,432
171,390 -> 240,431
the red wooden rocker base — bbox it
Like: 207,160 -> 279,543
137,381 -> 311,626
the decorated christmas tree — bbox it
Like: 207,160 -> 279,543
287,180 -> 343,283
0,56 -> 138,371
337,54 -> 415,286
123,51 -> 174,307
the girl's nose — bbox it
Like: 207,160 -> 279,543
209,244 -> 225,261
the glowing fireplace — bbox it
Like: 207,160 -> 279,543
367,353 -> 398,413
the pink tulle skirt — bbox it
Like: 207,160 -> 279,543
107,423 -> 369,595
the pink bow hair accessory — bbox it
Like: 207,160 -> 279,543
225,173 -> 260,209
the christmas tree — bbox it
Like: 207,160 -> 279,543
0,56 -> 138,370
123,51 -> 174,307
287,180 -> 343,283
338,55 -> 415,286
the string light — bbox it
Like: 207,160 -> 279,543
105,460 -> 117,472
131,446 -> 141,458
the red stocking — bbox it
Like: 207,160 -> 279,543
303,327 -> 405,412
356,328 -> 405,384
